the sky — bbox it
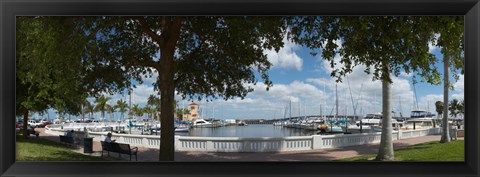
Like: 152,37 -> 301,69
35,35 -> 464,121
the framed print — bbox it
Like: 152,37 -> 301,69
1,0 -> 479,176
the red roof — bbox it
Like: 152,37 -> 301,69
189,102 -> 198,105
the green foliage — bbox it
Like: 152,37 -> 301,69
19,16 -> 288,161
131,104 -> 143,118
16,17 -> 86,116
173,17 -> 286,100
83,99 -> 95,119
339,140 -> 464,161
147,95 -> 161,111
288,16 -> 440,84
115,99 -> 128,121
94,95 -> 111,119
449,99 -> 464,118
16,135 -> 105,161
142,106 -> 154,120
435,101 -> 444,116
433,16 -> 464,80
105,104 -> 116,120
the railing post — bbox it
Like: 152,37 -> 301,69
174,136 -> 180,151
142,138 -> 148,147
312,135 -> 322,149
206,140 -> 214,152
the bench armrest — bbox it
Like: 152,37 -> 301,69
131,147 -> 138,152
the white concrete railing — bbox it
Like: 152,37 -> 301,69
175,136 -> 312,152
46,127 -> 442,152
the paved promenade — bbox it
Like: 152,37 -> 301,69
37,128 -> 447,161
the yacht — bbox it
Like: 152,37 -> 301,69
403,110 -> 436,130
192,119 -> 214,128
354,113 -> 404,132
355,113 -> 383,126
174,126 -> 190,132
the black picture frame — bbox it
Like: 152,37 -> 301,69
1,0 -> 479,176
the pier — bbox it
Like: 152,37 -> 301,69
244,115 -> 405,125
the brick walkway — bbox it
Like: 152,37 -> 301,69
37,128 -> 453,161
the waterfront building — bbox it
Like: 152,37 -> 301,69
183,102 -> 200,122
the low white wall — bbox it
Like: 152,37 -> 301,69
46,127 -> 442,152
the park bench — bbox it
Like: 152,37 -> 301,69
18,128 -> 39,138
59,135 -> 75,146
100,141 -> 138,161
29,129 -> 39,138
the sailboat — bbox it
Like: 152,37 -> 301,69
318,84 -> 344,133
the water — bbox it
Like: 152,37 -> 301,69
175,124 -> 319,138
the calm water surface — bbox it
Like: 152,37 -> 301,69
176,124 -> 318,138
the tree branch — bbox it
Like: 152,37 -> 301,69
134,17 -> 164,47
127,57 -> 160,70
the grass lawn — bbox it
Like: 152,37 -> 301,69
16,135 -> 106,161
339,140 -> 464,161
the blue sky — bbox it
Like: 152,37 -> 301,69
34,35 -> 464,121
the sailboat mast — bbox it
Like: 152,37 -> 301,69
335,84 -> 338,117
324,84 -> 327,119
304,101 -> 306,118
289,99 -> 292,121
129,90 -> 132,120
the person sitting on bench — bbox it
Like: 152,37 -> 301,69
66,130 -> 75,138
104,132 -> 116,143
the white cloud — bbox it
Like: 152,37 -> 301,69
417,94 -> 443,115
130,85 -> 156,105
307,63 -> 415,117
453,74 -> 464,92
451,74 -> 465,101
265,37 -> 303,71
400,71 -> 413,78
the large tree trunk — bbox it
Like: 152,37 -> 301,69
440,51 -> 451,143
376,67 -> 394,161
158,17 -> 183,161
23,110 -> 29,138
158,52 -> 175,161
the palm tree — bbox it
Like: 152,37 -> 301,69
84,100 -> 95,119
449,99 -> 461,119
94,95 -> 111,121
131,104 -> 143,120
175,108 -> 190,121
143,106 -> 154,120
459,100 -> 465,117
147,95 -> 161,120
115,99 -> 128,122
435,101 -> 443,118
105,104 -> 116,121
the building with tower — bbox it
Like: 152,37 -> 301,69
183,102 -> 200,122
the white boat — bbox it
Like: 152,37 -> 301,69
273,122 -> 284,126
403,110 -> 436,130
192,119 -> 215,128
355,113 -> 382,126
346,124 -> 373,133
174,126 -> 190,132
404,118 -> 435,130
355,113 -> 404,131
238,121 -> 248,126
